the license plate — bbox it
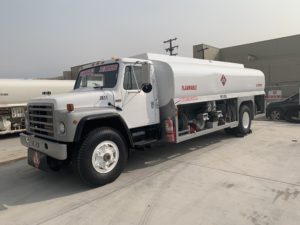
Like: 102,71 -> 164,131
27,137 -> 41,150
28,148 -> 49,171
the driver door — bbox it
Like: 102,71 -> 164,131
120,65 -> 159,128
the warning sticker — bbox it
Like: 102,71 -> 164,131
220,75 -> 227,86
80,69 -> 94,76
99,64 -> 119,73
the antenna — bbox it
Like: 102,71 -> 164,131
163,38 -> 179,56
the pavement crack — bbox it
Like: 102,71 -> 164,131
170,159 -> 300,187
34,166 -> 173,225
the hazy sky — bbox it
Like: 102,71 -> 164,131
1,0 -> 300,78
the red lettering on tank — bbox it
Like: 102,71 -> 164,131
179,96 -> 198,102
182,85 -> 197,91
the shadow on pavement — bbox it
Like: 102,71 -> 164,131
0,131 -> 233,209
125,131 -> 231,173
0,133 -> 20,140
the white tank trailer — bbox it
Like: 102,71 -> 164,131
0,79 -> 74,134
134,53 -> 265,117
20,53 -> 265,186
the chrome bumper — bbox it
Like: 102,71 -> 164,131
20,133 -> 67,160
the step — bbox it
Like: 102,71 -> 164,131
134,139 -> 158,147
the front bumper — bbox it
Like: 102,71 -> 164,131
20,133 -> 67,160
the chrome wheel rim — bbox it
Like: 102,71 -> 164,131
92,141 -> 119,174
242,111 -> 250,129
270,110 -> 281,120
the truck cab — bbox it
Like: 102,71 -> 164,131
20,57 -> 161,186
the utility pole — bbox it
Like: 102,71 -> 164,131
197,47 -> 208,59
163,38 -> 178,56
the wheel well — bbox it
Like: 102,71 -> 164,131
270,107 -> 285,116
76,117 -> 133,147
240,101 -> 254,119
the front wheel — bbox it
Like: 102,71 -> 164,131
73,128 -> 128,187
234,105 -> 252,136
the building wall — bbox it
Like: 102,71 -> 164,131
70,63 -> 91,80
193,44 -> 220,60
193,35 -> 300,97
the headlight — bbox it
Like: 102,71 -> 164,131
58,122 -> 66,134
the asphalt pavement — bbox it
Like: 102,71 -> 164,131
0,120 -> 299,225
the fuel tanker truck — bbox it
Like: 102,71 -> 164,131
0,79 -> 74,134
20,53 -> 265,187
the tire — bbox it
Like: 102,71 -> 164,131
73,127 -> 128,187
285,110 -> 299,123
224,104 -> 236,135
269,109 -> 282,121
234,105 -> 252,136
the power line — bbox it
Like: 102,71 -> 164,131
163,38 -> 178,56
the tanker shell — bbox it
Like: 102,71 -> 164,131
133,53 -> 265,107
0,79 -> 75,105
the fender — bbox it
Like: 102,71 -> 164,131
74,113 -> 133,146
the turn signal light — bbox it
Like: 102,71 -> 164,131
67,104 -> 74,112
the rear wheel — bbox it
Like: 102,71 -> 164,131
285,110 -> 300,123
224,105 -> 236,135
234,105 -> 252,136
73,127 -> 128,187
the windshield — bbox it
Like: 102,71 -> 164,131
286,93 -> 299,102
75,63 -> 119,89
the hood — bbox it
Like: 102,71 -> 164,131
28,88 -> 114,110
267,99 -> 286,106
266,99 -> 287,110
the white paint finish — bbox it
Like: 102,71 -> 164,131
24,53 -> 265,131
0,79 -> 74,106
1,120 -> 300,225
242,111 -> 250,129
120,64 -> 159,128
174,90 -> 264,105
28,89 -> 115,111
120,90 -> 157,128
134,53 -> 265,107
92,140 -> 119,174
0,79 -> 74,134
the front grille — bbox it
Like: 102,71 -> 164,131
28,104 -> 54,138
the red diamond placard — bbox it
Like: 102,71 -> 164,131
220,74 -> 227,86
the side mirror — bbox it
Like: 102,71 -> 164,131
141,83 -> 152,93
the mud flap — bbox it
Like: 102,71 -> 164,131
28,148 -> 49,171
